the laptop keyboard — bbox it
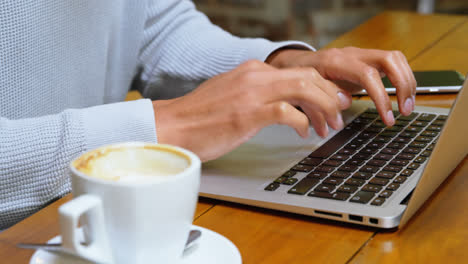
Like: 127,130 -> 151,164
264,108 -> 447,206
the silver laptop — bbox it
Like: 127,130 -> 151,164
200,78 -> 468,228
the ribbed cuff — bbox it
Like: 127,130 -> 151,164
80,99 -> 157,151
240,39 -> 316,63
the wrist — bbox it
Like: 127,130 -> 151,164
152,99 -> 185,147
266,49 -> 313,68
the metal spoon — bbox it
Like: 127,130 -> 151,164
18,229 -> 202,261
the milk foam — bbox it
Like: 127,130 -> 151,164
78,147 -> 190,182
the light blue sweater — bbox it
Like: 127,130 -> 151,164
0,0 -> 312,228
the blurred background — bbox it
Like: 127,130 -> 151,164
193,0 -> 468,48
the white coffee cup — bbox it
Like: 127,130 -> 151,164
59,142 -> 201,264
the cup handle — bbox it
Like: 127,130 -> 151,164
59,194 -> 113,263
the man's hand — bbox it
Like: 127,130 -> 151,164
267,47 -> 417,126
154,60 -> 351,162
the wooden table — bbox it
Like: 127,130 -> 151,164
1,11 -> 468,264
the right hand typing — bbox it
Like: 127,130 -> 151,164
153,60 -> 352,162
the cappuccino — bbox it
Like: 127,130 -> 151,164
73,145 -> 190,182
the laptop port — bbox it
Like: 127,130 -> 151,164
349,214 -> 363,222
369,218 -> 379,225
314,210 -> 342,218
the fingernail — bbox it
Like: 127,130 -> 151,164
386,110 -> 395,126
337,112 -> 344,129
404,97 -> 413,114
337,92 -> 348,107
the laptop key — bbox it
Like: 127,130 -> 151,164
288,178 -> 320,195
308,191 -> 350,201
421,130 -> 438,137
387,142 -> 406,149
376,171 -> 396,179
346,159 -> 365,166
338,148 -> 356,155
323,160 -> 343,167
338,164 -> 358,172
381,148 -> 399,155
405,126 -> 423,133
398,112 -> 418,121
265,182 -> 280,191
436,115 -> 448,121
426,125 -> 442,132
393,176 -> 407,184
291,164 -> 314,172
397,153 -> 416,160
337,185 -> 358,193
369,178 -> 389,186
300,157 -> 323,166
330,154 -> 350,161
374,153 -> 393,161
420,150 -> 432,157
409,141 -> 427,148
384,126 -> 403,132
411,120 -> 428,127
394,120 -> 410,127
415,136 -> 432,142
345,178 -> 366,186
383,165 -> 403,173
366,127 -> 383,133
366,142 -> 385,149
379,190 -> 393,198
323,177 -> 344,185
352,172 -> 372,180
306,172 -> 328,179
408,163 -> 421,170
350,191 -> 375,204
414,156 -> 427,163
432,120 -> 445,126
394,137 -> 411,143
282,171 -> 297,178
361,112 -> 379,119
314,184 -> 335,193
386,183 -> 400,191
309,126 -> 360,158
399,132 -> 418,138
373,136 -> 392,143
380,131 -> 398,138
367,159 -> 386,167
371,197 -> 386,206
283,178 -> 298,185
274,176 -> 288,184
390,159 -> 409,166
360,165 -> 379,173
401,169 -> 414,177
315,165 -> 335,173
427,143 -> 435,151
361,184 -> 382,193
417,113 -> 436,122
353,153 -> 372,160
330,171 -> 351,179
403,147 -> 422,154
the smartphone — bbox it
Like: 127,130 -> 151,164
356,70 -> 465,95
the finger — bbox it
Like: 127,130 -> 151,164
301,105 -> 328,138
298,68 -> 352,110
260,70 -> 344,130
261,101 -> 310,138
364,50 -> 415,116
339,61 -> 394,126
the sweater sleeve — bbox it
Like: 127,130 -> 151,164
0,99 -> 156,229
137,0 -> 315,99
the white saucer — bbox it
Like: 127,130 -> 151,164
29,225 -> 242,264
